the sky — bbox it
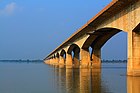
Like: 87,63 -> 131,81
0,0 -> 127,60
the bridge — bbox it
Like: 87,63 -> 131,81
44,0 -> 140,76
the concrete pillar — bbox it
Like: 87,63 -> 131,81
52,58 -> 55,65
52,58 -> 56,66
127,76 -> 140,93
51,59 -> 53,65
66,53 -> 73,68
80,48 -> 91,68
49,58 -> 52,65
73,53 -> 80,68
59,56 -> 65,68
80,68 -> 90,93
44,60 -> 50,64
92,49 -> 101,69
55,57 -> 59,66
127,31 -> 140,76
47,60 -> 50,64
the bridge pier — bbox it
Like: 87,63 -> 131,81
91,49 -> 101,69
52,58 -> 58,66
66,53 -> 73,68
52,58 -> 56,65
45,60 -> 50,64
55,57 -> 59,67
47,58 -> 51,65
127,28 -> 140,76
73,53 -> 80,68
49,58 -> 53,65
80,49 -> 91,68
51,58 -> 55,66
59,56 -> 65,68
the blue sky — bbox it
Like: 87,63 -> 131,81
0,0 -> 127,60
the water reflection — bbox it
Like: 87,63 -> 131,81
127,76 -> 140,93
91,69 -> 101,93
66,68 -> 80,93
54,68 -> 103,93
80,68 -> 90,93
80,68 -> 102,93
2,62 -> 140,93
66,68 -> 73,93
53,64 -> 140,93
58,68 -> 66,93
54,68 -> 66,93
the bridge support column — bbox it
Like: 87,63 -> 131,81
54,57 -> 59,67
66,53 -> 73,68
53,58 -> 57,66
49,59 -> 52,65
52,58 -> 55,65
49,59 -> 51,65
44,60 -> 50,64
50,58 -> 53,65
59,56 -> 65,68
127,30 -> 140,76
73,53 -> 80,68
48,60 -> 50,64
92,49 -> 101,69
80,49 -> 91,68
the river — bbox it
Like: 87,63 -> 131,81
0,62 -> 139,93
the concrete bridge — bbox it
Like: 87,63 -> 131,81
44,0 -> 140,76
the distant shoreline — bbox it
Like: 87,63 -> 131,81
0,59 -> 43,63
101,59 -> 127,63
0,59 -> 127,63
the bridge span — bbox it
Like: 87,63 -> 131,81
44,0 -> 140,76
